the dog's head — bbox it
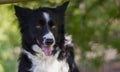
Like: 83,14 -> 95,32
14,1 -> 69,56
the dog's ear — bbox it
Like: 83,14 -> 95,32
55,1 -> 69,14
14,5 -> 32,20
14,6 -> 32,33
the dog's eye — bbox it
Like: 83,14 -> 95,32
48,20 -> 56,29
51,25 -> 56,29
35,25 -> 41,29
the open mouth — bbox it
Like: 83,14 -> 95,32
41,45 -> 52,56
36,39 -> 52,56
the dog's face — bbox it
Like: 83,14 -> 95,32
15,1 -> 69,56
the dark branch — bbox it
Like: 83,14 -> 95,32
0,0 -> 35,4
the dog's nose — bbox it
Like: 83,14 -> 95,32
45,39 -> 54,45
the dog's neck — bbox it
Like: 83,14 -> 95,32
22,45 -> 69,72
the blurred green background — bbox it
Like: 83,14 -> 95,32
0,0 -> 120,72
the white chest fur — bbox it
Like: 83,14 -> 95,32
22,35 -> 73,72
23,49 -> 69,72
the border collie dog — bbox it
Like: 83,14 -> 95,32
14,1 -> 79,72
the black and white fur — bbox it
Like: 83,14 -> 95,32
14,1 -> 79,72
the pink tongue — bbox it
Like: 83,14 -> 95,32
42,46 -> 52,56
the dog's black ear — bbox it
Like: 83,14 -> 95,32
14,5 -> 32,19
55,1 -> 69,14
14,6 -> 32,33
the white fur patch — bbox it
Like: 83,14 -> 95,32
32,45 -> 44,56
43,12 -> 50,23
23,45 -> 69,72
65,35 -> 74,46
43,32 -> 54,40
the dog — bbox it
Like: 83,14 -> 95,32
14,1 -> 79,72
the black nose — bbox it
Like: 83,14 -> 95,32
45,39 -> 54,45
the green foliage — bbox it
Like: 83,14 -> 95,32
0,0 -> 120,71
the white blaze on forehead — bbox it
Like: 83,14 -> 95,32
43,12 -> 50,22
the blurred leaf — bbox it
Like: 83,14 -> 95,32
0,64 -> 4,72
111,38 -> 120,53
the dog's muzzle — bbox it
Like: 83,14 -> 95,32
36,32 -> 55,56
43,32 -> 55,46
